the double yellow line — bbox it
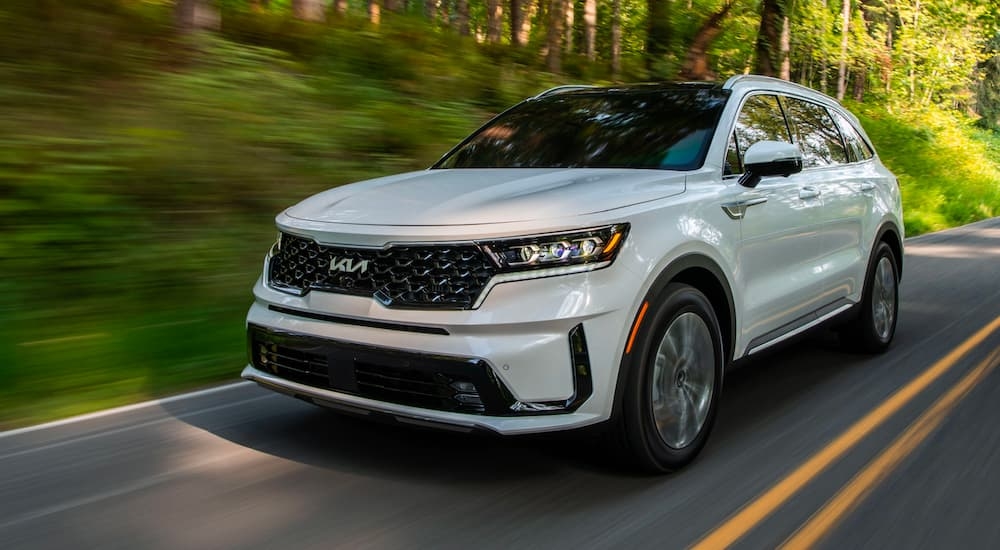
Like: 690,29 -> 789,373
693,315 -> 1000,549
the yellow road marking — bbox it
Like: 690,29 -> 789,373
781,347 -> 1000,549
691,314 -> 1000,550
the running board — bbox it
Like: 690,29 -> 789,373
747,302 -> 854,356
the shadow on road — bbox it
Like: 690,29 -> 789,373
168,330 -> 869,485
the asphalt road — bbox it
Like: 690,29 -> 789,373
4,218 -> 1000,549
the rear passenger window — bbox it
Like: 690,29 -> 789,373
725,94 -> 792,175
782,97 -> 849,168
831,110 -> 874,162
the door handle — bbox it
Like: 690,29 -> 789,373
860,182 -> 876,192
799,186 -> 821,200
721,196 -> 768,220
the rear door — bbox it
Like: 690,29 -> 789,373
781,97 -> 863,306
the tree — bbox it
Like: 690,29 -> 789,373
646,0 -> 672,74
679,0 -> 735,80
565,0 -> 575,54
514,0 -> 538,45
293,0 -> 326,21
836,0 -> 851,100
174,0 -> 198,31
754,0 -> 783,76
511,0 -> 524,45
779,11 -> 791,80
369,0 -> 381,24
174,0 -> 218,30
611,0 -> 622,75
546,0 -> 566,71
455,0 -> 470,35
487,0 -> 504,43
583,0 -> 597,60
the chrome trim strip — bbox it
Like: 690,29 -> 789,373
721,196 -> 768,220
242,365 -> 486,430
747,303 -> 854,356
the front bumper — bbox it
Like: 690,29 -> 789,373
244,264 -> 639,434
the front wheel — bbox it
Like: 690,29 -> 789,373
841,241 -> 899,353
613,283 -> 724,473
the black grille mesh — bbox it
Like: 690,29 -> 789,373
268,233 -> 496,309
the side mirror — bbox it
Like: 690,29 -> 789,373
739,141 -> 804,188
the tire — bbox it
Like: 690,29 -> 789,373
613,283 -> 724,473
840,241 -> 899,353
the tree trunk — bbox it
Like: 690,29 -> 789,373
909,0 -> 920,101
646,0 -> 671,73
517,0 -> 538,46
456,0 -> 470,35
293,0 -> 326,21
564,0 -> 575,54
334,0 -> 347,15
678,0 -> 734,80
511,0 -> 524,45
611,0 -> 621,75
175,0 -> 219,30
883,6 -> 894,95
424,0 -> 437,20
174,0 -> 198,31
438,0 -> 450,24
369,0 -> 381,24
487,0 -> 503,43
546,0 -> 565,72
583,0 -> 596,60
753,0 -> 781,77
384,0 -> 402,12
836,0 -> 851,100
779,14 -> 791,80
820,0 -> 829,92
853,68 -> 866,100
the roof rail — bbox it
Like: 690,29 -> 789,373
531,85 -> 596,100
722,74 -> 838,101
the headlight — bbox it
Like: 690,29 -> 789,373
480,224 -> 629,272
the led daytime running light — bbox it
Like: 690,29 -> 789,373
480,224 -> 629,272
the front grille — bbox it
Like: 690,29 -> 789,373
268,233 -> 496,309
248,325 -> 515,416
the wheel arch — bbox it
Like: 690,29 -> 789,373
612,254 -> 736,411
876,221 -> 904,281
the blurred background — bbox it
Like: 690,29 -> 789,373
1,0 -> 999,429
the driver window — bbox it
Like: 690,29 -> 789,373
725,94 -> 792,175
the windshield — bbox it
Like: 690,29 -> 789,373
434,87 -> 729,170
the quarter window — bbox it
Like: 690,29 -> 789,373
782,97 -> 849,167
831,110 -> 874,162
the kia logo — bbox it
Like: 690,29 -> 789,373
329,257 -> 370,275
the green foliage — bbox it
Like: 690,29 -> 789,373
852,102 -> 1000,235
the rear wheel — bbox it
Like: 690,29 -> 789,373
614,283 -> 724,473
841,241 -> 899,353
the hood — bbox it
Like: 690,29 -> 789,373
283,168 -> 687,226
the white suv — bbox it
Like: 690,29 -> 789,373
243,75 -> 902,472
